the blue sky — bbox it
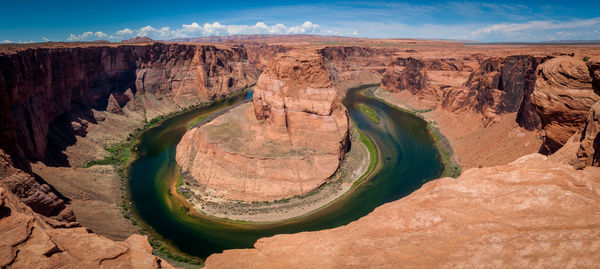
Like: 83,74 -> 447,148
1,0 -> 599,43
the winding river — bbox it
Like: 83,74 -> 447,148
128,85 -> 444,259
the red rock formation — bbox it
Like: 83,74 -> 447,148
319,46 -> 394,87
381,57 -> 427,95
176,50 -> 349,202
205,154 -> 600,268
0,150 -> 75,224
0,179 -> 172,268
0,43 -> 259,167
532,56 -> 600,153
244,44 -> 290,69
382,55 -> 545,129
555,101 -> 600,169
588,57 -> 600,93
576,101 -> 600,167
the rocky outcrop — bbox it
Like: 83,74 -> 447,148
588,57 -> 600,94
382,55 -> 545,129
0,179 -> 172,268
244,44 -> 290,70
0,43 -> 259,168
176,50 -> 349,202
381,57 -> 427,95
532,56 -> 600,153
553,101 -> 600,169
0,150 -> 75,224
575,101 -> 600,167
205,154 -> 600,268
319,46 -> 394,87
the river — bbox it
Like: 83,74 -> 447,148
128,85 -> 444,259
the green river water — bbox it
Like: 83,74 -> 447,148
128,85 -> 444,259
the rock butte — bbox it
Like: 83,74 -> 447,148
176,50 -> 350,202
1,37 -> 600,267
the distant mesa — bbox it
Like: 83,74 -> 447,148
121,36 -> 153,43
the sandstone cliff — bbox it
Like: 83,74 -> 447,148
205,154 -> 600,268
532,56 -> 600,153
318,46 -> 394,88
382,55 -> 546,129
0,150 -> 75,224
176,50 -> 349,202
0,43 -> 259,168
0,177 -> 172,268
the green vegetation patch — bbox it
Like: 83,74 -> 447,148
357,103 -> 380,124
354,129 -> 379,186
187,115 -> 207,130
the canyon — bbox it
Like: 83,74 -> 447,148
1,38 -> 600,267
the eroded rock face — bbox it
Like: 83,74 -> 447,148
205,154 -> 600,268
0,43 -> 258,167
588,57 -> 600,94
381,55 -> 545,129
381,57 -> 427,95
567,101 -> 600,168
0,181 -> 171,268
0,150 -> 75,224
532,56 -> 600,153
318,46 -> 394,87
176,50 -> 349,202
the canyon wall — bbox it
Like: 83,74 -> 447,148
205,154 -> 600,268
531,57 -> 600,153
176,50 -> 350,202
0,43 -> 259,169
381,54 -> 600,163
319,46 -> 394,88
0,43 -> 258,222
382,55 -> 547,129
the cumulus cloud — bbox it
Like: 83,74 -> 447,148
1,40 -> 13,44
42,37 -> 51,42
67,31 -> 109,41
74,21 -> 322,41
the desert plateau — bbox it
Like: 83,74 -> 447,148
2,1 -> 600,268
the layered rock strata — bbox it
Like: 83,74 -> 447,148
0,179 -> 172,268
532,57 -> 600,153
0,150 -> 75,224
176,50 -> 349,202
0,43 -> 258,168
318,46 -> 394,87
381,54 -> 600,161
205,154 -> 600,268
382,55 -> 546,129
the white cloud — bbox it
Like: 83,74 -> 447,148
67,31 -> 109,41
109,21 -> 321,40
94,32 -> 108,39
470,18 -> 600,40
1,40 -> 13,44
116,28 -> 134,36
42,37 -> 51,42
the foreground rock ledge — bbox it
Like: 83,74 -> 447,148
176,50 -> 350,202
205,154 -> 600,268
